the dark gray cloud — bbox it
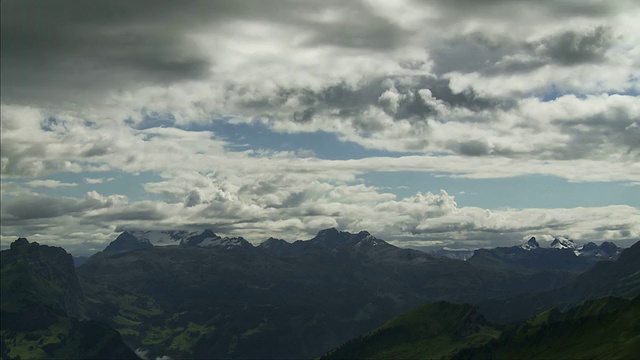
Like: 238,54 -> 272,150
455,140 -> 492,157
81,205 -> 168,223
533,26 -> 614,65
551,108 -> 640,160
428,0 -> 621,20
1,194 -> 114,220
184,189 -> 203,208
0,0 -> 404,106
432,25 -> 615,78
300,3 -> 407,50
430,32 -> 513,75
239,76 -> 514,138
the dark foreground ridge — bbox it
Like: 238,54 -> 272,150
322,296 -> 640,360
1,238 -> 139,359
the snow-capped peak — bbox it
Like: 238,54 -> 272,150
197,236 -> 249,249
521,237 -> 540,251
550,237 -> 578,250
129,229 -> 200,246
181,230 -> 252,249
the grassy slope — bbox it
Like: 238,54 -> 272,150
1,242 -> 138,360
321,302 -> 501,360
322,297 -> 640,360
463,296 -> 640,360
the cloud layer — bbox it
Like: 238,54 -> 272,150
2,0 -> 639,253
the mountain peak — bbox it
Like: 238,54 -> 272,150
116,231 -> 141,242
550,237 -> 577,250
182,230 -> 252,250
316,227 -> 340,237
102,231 -> 153,254
10,237 -> 30,250
4,237 -> 84,317
599,241 -> 620,254
521,237 -> 540,251
201,229 -> 217,237
259,237 -> 289,247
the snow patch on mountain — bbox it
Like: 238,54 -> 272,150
550,237 -> 578,250
355,234 -> 382,247
129,230 -> 200,246
521,237 -> 540,251
198,236 -> 249,249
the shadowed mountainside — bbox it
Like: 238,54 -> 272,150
479,239 -> 640,324
0,239 -> 139,360
322,296 -> 640,360
76,228 -> 583,359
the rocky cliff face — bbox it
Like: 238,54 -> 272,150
3,238 -> 84,318
1,238 -> 139,359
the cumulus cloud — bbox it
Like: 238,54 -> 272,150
2,179 -> 638,255
531,25 -> 614,65
3,0 -> 638,162
1,0 -> 639,252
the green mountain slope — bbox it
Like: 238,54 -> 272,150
1,238 -> 84,317
321,302 -> 501,360
1,239 -> 139,360
455,296 -> 640,360
322,297 -> 640,360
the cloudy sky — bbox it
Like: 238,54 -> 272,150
2,0 -> 639,255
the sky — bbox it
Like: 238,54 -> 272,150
1,0 -> 639,256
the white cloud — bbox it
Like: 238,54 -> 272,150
2,0 -> 639,253
2,179 -> 638,255
84,177 -> 115,184
25,180 -> 77,188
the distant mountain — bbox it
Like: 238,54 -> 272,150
127,228 -> 255,249
1,238 -> 138,359
429,237 -> 621,264
468,237 -> 622,273
180,229 -> 254,250
102,231 -> 153,254
72,255 -> 89,267
77,228 -> 581,359
549,236 -> 578,250
578,241 -> 622,259
129,229 -> 201,246
479,240 -> 640,324
469,241 -> 592,273
520,236 -> 540,251
323,296 -> 640,360
256,237 -> 291,254
429,248 -> 475,261
546,237 -> 621,259
105,229 -> 255,250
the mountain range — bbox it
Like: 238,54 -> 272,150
432,236 -> 621,263
1,228 -> 638,359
